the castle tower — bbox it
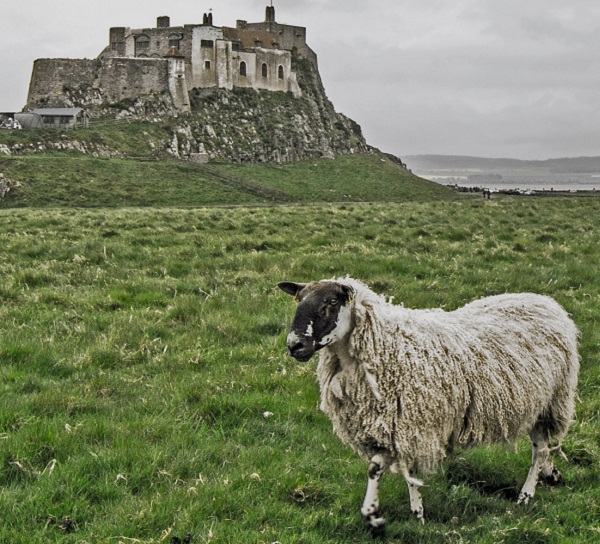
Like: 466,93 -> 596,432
108,27 -> 127,56
265,6 -> 275,22
164,47 -> 190,112
157,16 -> 170,28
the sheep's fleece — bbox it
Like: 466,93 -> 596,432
317,278 -> 580,474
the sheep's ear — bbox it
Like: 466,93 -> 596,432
340,284 -> 355,303
278,281 -> 306,298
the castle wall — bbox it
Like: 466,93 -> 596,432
215,40 -> 233,90
190,26 -> 224,89
27,59 -> 99,108
254,48 -> 292,93
131,25 -> 186,59
231,51 -> 257,90
243,21 -> 317,67
105,22 -> 197,61
98,58 -> 170,102
27,57 -> 171,109
168,57 -> 190,112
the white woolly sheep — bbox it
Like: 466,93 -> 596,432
278,277 -> 579,531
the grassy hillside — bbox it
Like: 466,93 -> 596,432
212,154 -> 451,203
0,151 -> 458,208
0,198 -> 599,543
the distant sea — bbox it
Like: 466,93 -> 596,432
405,155 -> 600,193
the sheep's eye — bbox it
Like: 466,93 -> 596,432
329,299 -> 339,306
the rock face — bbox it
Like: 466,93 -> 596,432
22,52 -> 369,164
0,174 -> 13,200
175,54 -> 370,162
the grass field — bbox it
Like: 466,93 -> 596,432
0,198 -> 599,543
0,152 -> 458,208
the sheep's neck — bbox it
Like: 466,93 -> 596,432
326,335 -> 357,374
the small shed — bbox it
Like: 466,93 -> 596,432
32,108 -> 89,129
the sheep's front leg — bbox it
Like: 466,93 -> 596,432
406,469 -> 425,524
361,454 -> 386,532
518,428 -> 553,505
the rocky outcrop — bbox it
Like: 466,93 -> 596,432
0,139 -> 121,158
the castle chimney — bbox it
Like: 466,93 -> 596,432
265,6 -> 275,22
157,16 -> 170,28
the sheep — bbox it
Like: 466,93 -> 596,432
278,277 -> 579,530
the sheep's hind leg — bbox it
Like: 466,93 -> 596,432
518,427 -> 555,505
361,454 -> 386,532
542,444 -> 563,485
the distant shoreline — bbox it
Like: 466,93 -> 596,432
407,155 -> 600,193
416,174 -> 600,193
443,183 -> 600,198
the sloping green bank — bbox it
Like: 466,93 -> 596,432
0,152 -> 458,208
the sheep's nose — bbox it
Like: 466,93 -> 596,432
288,341 -> 305,357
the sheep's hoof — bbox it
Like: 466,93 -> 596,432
517,492 -> 532,506
412,508 -> 425,524
363,515 -> 386,537
543,467 -> 561,486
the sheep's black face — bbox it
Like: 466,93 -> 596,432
278,281 -> 355,362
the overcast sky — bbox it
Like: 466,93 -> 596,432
2,0 -> 600,159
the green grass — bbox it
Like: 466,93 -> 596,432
0,155 -> 263,208
212,153 -> 453,203
0,198 -> 599,542
0,149 -> 458,208
0,121 -> 168,158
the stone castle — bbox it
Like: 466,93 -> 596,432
27,6 -> 314,112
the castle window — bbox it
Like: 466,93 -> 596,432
169,38 -> 181,49
201,40 -> 214,49
205,61 -> 211,70
262,63 -> 268,78
135,36 -> 150,54
240,61 -> 247,77
111,41 -> 126,54
278,65 -> 284,79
